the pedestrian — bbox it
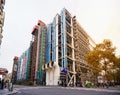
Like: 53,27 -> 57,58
104,82 -> 109,88
5,80 -> 9,89
8,80 -> 13,91
106,82 -> 109,88
1,79 -> 4,89
0,78 -> 1,89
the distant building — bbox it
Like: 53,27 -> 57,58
0,0 -> 5,46
11,56 -> 18,83
16,48 -> 31,81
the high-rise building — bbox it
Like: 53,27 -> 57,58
12,47 -> 31,83
31,20 -> 46,85
12,56 -> 18,83
44,8 -> 95,86
13,8 -> 95,86
0,0 -> 5,46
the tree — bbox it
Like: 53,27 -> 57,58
86,39 -> 117,82
86,49 -> 101,76
115,57 -> 120,69
114,57 -> 120,84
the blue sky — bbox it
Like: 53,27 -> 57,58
0,0 -> 120,73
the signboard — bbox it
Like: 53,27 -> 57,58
61,68 -> 67,74
98,76 -> 103,83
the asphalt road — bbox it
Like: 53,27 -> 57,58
14,85 -> 120,95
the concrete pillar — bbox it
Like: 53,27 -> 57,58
71,16 -> 76,86
46,69 -> 50,85
49,69 -> 53,85
53,65 -> 60,85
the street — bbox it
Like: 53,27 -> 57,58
13,85 -> 120,95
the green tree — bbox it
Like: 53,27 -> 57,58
86,39 -> 117,82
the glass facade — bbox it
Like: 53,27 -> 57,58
52,19 -> 56,61
46,24 -> 52,63
61,9 -> 67,68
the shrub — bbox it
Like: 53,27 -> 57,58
85,82 -> 92,88
27,81 -> 34,86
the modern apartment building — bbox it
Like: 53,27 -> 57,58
16,48 -> 30,81
30,20 -> 46,85
13,20 -> 47,85
0,0 -> 5,46
11,56 -> 18,83
44,8 -> 95,86
12,8 -> 95,86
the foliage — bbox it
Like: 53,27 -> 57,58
86,39 -> 118,82
27,81 -> 34,86
114,57 -> 120,84
16,80 -> 34,86
115,57 -> 120,69
85,81 -> 92,88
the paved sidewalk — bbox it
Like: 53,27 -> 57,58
62,86 -> 120,93
2,85 -> 119,94
0,89 -> 10,95
0,88 -> 18,95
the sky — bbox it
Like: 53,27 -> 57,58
0,0 -> 120,73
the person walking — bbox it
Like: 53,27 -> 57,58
1,79 -> 4,89
0,78 -> 1,89
8,80 -> 13,91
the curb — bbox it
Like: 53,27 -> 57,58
63,87 -> 120,93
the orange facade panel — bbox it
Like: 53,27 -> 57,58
38,20 -> 46,26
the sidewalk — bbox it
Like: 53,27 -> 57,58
0,89 -> 9,95
64,86 -> 120,93
108,86 -> 120,90
0,88 -> 17,95
36,85 -> 120,93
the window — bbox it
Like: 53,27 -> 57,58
66,23 -> 71,33
67,46 -> 72,57
66,34 -> 72,45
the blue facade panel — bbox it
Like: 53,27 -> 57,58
61,9 -> 67,68
25,49 -> 29,79
26,47 -> 30,79
46,24 -> 51,63
52,19 -> 56,61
